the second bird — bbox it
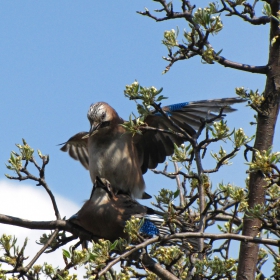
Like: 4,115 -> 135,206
60,98 -> 244,198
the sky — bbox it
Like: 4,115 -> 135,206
0,181 -> 80,274
0,0 -> 279,276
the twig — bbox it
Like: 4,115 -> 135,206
151,168 -> 198,179
173,162 -> 184,207
98,231 -> 280,277
0,213 -> 99,242
138,1 -> 270,74
21,229 -> 59,273
140,125 -> 185,138
203,147 -> 240,173
8,157 -> 61,220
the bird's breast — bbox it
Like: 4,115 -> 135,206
89,135 -> 129,170
88,132 -> 145,198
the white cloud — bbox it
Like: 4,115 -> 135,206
0,180 -> 85,276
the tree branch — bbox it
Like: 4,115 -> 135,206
21,229 -> 60,273
98,231 -> 279,278
0,213 -> 99,242
215,55 -> 269,74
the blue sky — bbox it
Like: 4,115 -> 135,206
0,1 -> 278,275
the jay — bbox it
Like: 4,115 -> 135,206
61,98 -> 244,198
69,177 -> 168,241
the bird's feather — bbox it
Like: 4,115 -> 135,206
59,132 -> 89,169
60,98 -> 245,197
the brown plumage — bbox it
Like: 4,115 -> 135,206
61,98 -> 245,198
69,177 -> 156,241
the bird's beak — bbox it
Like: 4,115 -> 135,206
82,122 -> 101,139
89,122 -> 101,135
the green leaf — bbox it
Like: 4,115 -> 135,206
156,87 -> 163,95
38,149 -> 43,158
173,189 -> 180,199
216,49 -> 223,56
217,224 -> 223,231
62,249 -> 70,259
110,240 -> 119,251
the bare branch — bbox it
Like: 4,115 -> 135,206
173,162 -> 185,207
98,231 -> 279,278
151,168 -> 198,179
0,213 -> 98,242
138,1 -> 270,74
215,55 -> 269,74
22,229 -> 59,273
140,125 -> 185,138
204,147 -> 240,173
219,0 -> 270,25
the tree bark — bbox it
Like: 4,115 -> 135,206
237,1 -> 280,278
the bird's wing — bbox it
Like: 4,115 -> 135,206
144,214 -> 170,235
119,194 -> 148,214
134,97 -> 245,173
159,97 -> 245,130
59,132 -> 89,169
115,195 -> 169,236
134,114 -> 194,174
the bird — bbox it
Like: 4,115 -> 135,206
69,177 -> 200,252
68,177 -> 169,241
60,98 -> 245,198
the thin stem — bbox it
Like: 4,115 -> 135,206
23,229 -> 59,272
173,162 -> 185,207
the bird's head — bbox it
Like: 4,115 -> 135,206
86,102 -> 116,137
93,176 -> 115,199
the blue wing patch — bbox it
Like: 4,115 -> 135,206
154,111 -> 172,116
168,102 -> 189,111
140,219 -> 159,236
154,102 -> 189,116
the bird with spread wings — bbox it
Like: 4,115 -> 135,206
60,98 -> 245,198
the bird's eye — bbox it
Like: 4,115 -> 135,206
101,112 -> 106,119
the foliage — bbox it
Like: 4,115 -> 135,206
1,0 -> 280,279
